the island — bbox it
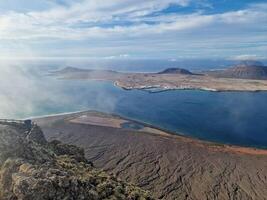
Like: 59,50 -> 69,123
51,61 -> 267,92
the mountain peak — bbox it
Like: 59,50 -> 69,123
158,67 -> 193,75
236,60 -> 264,67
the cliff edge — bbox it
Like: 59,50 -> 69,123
0,120 -> 153,200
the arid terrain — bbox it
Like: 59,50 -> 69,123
35,111 -> 267,200
0,119 -> 153,200
52,64 -> 267,92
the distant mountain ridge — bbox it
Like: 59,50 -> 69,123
206,60 -> 267,80
58,66 -> 88,73
54,62 -> 267,81
55,67 -> 117,74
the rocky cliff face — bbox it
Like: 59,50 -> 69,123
0,121 -> 153,200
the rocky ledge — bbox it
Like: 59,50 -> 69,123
0,120 -> 153,200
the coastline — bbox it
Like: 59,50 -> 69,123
114,80 -> 267,93
34,109 -> 267,199
25,109 -> 90,120
33,109 -> 267,154
52,66 -> 267,93
58,77 -> 267,93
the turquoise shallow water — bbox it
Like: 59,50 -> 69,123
7,77 -> 267,149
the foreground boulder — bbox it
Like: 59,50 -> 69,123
0,121 -> 153,200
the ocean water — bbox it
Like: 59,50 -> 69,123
1,59 -> 267,148
6,76 -> 267,149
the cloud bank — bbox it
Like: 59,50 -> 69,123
0,0 -> 266,59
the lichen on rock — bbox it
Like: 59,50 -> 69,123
0,121 -> 153,200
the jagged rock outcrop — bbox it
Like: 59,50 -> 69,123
0,121 -> 153,200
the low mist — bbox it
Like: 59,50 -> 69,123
0,59 -> 119,118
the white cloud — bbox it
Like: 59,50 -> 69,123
104,54 -> 130,59
27,0 -> 191,24
230,55 -> 267,61
0,1 -> 266,58
0,1 -> 266,39
0,0 -> 194,40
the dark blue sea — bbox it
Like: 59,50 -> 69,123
1,59 -> 267,148
7,78 -> 267,149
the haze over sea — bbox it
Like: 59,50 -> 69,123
1,58 -> 267,148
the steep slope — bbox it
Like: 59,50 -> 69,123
158,68 -> 194,75
36,111 -> 267,200
207,61 -> 267,80
0,120 -> 153,200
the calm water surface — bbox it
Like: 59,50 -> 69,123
10,77 -> 267,148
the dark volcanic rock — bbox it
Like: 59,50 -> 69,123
0,121 -> 153,200
35,112 -> 267,200
158,68 -> 194,75
207,61 -> 267,80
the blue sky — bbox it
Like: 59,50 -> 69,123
0,0 -> 266,60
